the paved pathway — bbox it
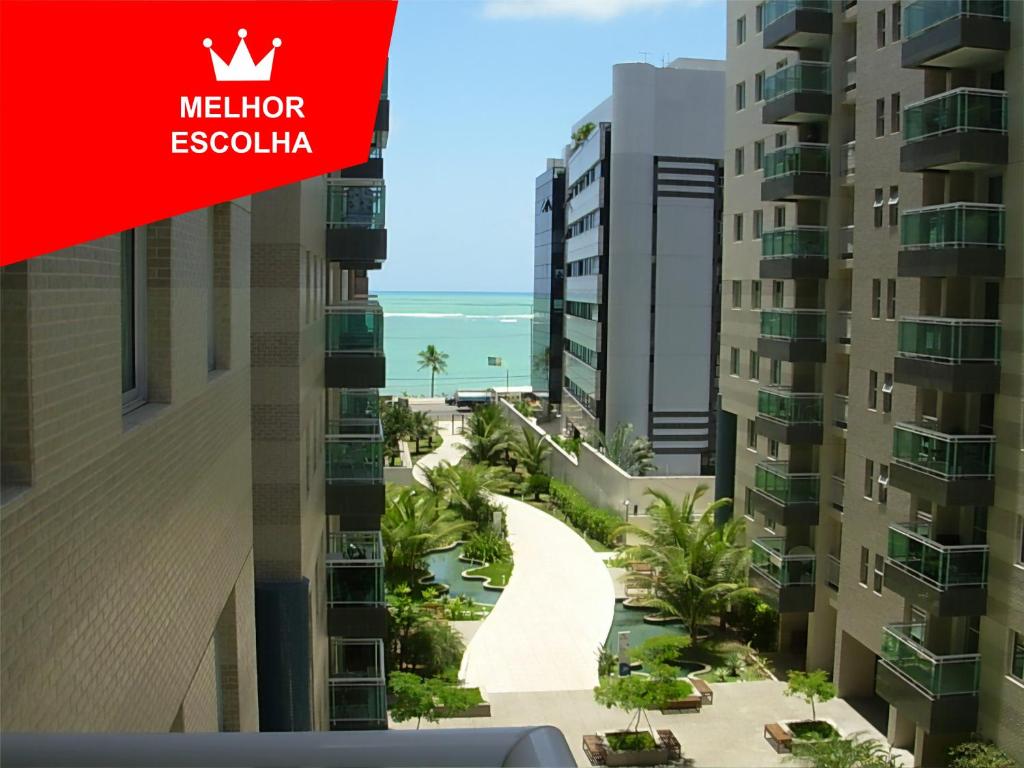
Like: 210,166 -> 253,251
413,423 -> 615,694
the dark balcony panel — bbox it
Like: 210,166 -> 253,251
325,354 -> 386,389
884,563 -> 987,617
889,463 -> 994,507
755,415 -> 823,445
762,91 -> 832,125
894,356 -> 1000,393
758,337 -> 827,363
334,157 -> 384,180
327,483 -> 385,527
375,99 -> 390,133
326,228 -> 388,270
750,569 -> 816,613
898,245 -> 1004,278
328,605 -> 388,638
876,662 -> 977,734
760,256 -> 829,280
749,490 -> 819,527
763,5 -> 833,50
901,132 -> 1007,173
901,14 -> 1010,70
761,173 -> 831,202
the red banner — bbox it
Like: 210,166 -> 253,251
0,0 -> 397,265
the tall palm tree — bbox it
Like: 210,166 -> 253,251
440,463 -> 511,530
459,404 -> 513,466
417,344 -> 449,398
512,427 -> 551,477
619,486 -> 749,644
381,486 -> 473,584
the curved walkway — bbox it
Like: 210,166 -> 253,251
413,423 -> 615,694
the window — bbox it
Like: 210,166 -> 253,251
752,279 -> 762,308
121,227 -> 148,411
868,370 -> 878,410
891,93 -> 901,133
775,131 -> 787,149
754,71 -> 765,102
774,206 -> 786,228
730,347 -> 740,376
753,210 -> 764,239
878,463 -> 890,504
732,280 -> 743,308
770,359 -> 782,386
889,185 -> 900,226
765,516 -> 777,533
1010,632 -> 1024,682
877,9 -> 886,47
735,147 -> 745,176
776,58 -> 788,70
768,439 -> 779,459
772,280 -> 784,308
876,98 -> 886,137
755,2 -> 764,32
882,372 -> 893,413
874,188 -> 884,227
859,547 -> 870,585
873,554 -> 885,594
736,14 -> 746,44
749,351 -> 760,381
892,2 -> 902,39
754,139 -> 765,170
872,279 -> 882,318
744,488 -> 756,520
734,213 -> 744,242
886,279 -> 897,319
736,81 -> 746,111
747,419 -> 757,450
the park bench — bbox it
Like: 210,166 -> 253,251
657,729 -> 681,760
764,722 -> 793,754
582,734 -> 607,766
661,694 -> 702,714
691,677 -> 713,705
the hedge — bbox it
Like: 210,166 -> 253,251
548,479 -> 621,547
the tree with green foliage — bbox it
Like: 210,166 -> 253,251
586,423 -> 657,476
439,462 -> 510,530
948,739 -> 1015,768
596,645 -> 618,677
459,403 -> 513,466
409,410 -> 435,453
417,344 -> 449,397
381,399 -> 414,466
634,635 -> 692,668
462,529 -> 511,564
619,486 -> 749,644
788,734 -> 900,768
594,665 -> 693,736
381,487 -> 472,584
385,585 -> 466,676
512,426 -> 551,477
388,672 -> 480,729
525,472 -> 551,501
785,669 -> 837,722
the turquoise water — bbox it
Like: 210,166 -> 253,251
424,546 -> 499,606
377,291 -> 532,397
605,602 -> 685,651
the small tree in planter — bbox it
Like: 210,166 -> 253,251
789,733 -> 900,768
388,672 -> 480,729
785,669 -> 837,729
594,666 -> 693,761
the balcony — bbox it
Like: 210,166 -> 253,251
761,144 -> 830,201
843,57 -> 856,98
876,623 -> 979,732
327,531 -> 387,638
901,89 -> 1008,172
329,638 -> 387,729
891,422 -> 996,506
826,553 -> 841,591
326,181 -> 387,269
762,62 -> 831,125
332,157 -> 384,181
838,225 -> 854,263
760,227 -> 828,279
325,302 -> 386,389
750,537 -> 816,613
375,98 -> 390,136
756,387 -> 824,444
830,474 -> 845,512
835,310 -> 852,345
750,461 -> 820,526
833,394 -> 849,430
901,0 -> 1009,69
758,309 -> 827,362
895,317 -> 1001,392
886,522 -> 988,616
762,0 -> 832,50
898,203 -> 1005,277
839,141 -> 855,183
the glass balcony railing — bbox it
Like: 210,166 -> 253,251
326,302 -> 384,355
763,144 -> 830,180
897,317 -> 1001,363
326,181 -> 385,230
764,62 -> 831,102
325,437 -> 384,484
751,537 -> 816,586
330,638 -> 386,682
840,141 -> 855,176
757,387 -> 823,425
833,394 -> 849,428
761,227 -> 828,260
329,680 -> 387,728
327,531 -> 385,606
903,0 -> 1007,41
892,422 -> 996,480
330,389 -> 381,422
888,522 -> 988,589
901,203 -> 1004,250
903,88 -> 1007,143
763,0 -> 832,26
760,309 -> 826,340
755,461 -> 820,505
880,623 -> 980,698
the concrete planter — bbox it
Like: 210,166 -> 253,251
601,730 -> 669,767
443,701 -> 492,718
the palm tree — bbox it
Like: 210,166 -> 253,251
440,462 -> 511,530
381,486 -> 473,584
410,411 -> 435,452
619,486 -> 749,644
587,423 -> 657,476
417,344 -> 449,398
459,404 -> 513,466
512,427 -> 551,477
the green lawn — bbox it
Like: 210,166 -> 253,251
465,560 -> 513,588
409,431 -> 442,458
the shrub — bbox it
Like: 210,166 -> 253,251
606,732 -> 657,752
949,739 -> 1015,768
552,435 -> 580,457
549,479 -> 621,547
462,529 -> 511,564
635,635 -> 692,668
731,592 -> 779,650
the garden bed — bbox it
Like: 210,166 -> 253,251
464,560 -> 512,589
600,730 -> 670,767
786,720 -> 838,740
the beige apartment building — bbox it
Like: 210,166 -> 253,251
720,0 -> 1022,764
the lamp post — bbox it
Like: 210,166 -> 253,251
622,499 -> 631,523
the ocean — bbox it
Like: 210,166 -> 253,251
377,291 -> 534,397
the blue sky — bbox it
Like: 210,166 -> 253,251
378,0 -> 726,292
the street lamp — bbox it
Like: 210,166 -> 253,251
622,499 -> 631,523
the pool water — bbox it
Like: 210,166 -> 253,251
424,546 -> 498,606
605,601 -> 686,653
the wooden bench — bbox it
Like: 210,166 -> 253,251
582,734 -> 607,766
691,677 -> 713,705
657,729 -> 681,760
764,723 -> 793,754
661,694 -> 702,714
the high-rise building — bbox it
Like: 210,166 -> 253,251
720,0 -> 1022,763
532,159 -> 566,408
553,59 -> 726,475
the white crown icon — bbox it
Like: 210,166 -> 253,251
203,29 -> 281,82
